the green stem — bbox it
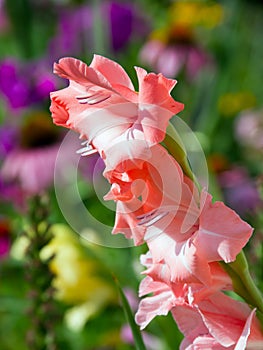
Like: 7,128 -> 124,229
227,250 -> 263,314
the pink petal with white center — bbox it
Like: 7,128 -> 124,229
51,56 -> 183,158
196,190 -> 253,263
147,233 -> 211,284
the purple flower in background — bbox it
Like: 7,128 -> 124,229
0,126 -> 17,158
49,4 -> 93,59
0,59 -> 56,111
0,60 -> 30,109
49,1 -> 147,59
218,167 -> 262,217
107,1 -> 146,51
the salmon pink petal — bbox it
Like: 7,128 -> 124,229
135,289 -> 176,329
90,54 -> 135,90
196,191 -> 253,263
50,93 -> 70,127
136,66 -> 184,114
135,66 -> 184,144
198,292 -> 255,347
138,275 -> 170,298
53,57 -> 112,89
171,305 -> 209,346
180,335 -> 225,350
111,200 -> 146,245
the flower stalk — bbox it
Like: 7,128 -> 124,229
24,195 -> 59,350
222,251 -> 263,315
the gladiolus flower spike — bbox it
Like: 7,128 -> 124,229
50,54 -> 263,349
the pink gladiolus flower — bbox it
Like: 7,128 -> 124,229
49,55 -> 261,348
50,55 -> 184,161
104,143 -> 253,283
135,253 -> 233,329
173,297 -> 263,349
103,144 -> 192,245
136,254 -> 263,349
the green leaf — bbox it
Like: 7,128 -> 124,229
115,278 -> 146,350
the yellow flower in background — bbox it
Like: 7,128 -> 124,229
151,24 -> 194,44
149,1 -> 224,45
218,91 -> 256,117
170,1 -> 224,29
40,224 -> 118,331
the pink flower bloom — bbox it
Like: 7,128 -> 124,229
173,296 -> 263,349
135,253 -> 232,329
1,144 -> 60,195
104,143 -> 252,283
136,254 -> 263,349
103,143 -> 191,245
1,112 -> 64,196
50,55 -> 183,162
140,39 -> 210,80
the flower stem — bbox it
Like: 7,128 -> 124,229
221,250 -> 263,330
227,250 -> 263,313
24,195 -> 59,350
